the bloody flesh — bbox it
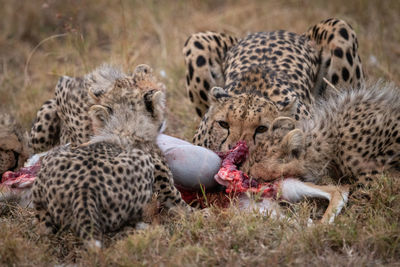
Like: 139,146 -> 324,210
1,162 -> 40,188
0,142 -> 279,206
215,141 -> 278,198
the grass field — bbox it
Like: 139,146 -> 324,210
0,0 -> 400,265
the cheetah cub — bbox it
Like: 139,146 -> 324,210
32,66 -> 191,247
248,81 -> 400,190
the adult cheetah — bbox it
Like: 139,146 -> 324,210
183,18 -> 365,153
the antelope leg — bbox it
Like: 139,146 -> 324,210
280,179 -> 349,223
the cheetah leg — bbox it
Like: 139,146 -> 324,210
33,209 -> 57,236
305,18 -> 365,97
183,32 -> 238,117
152,153 -> 193,212
30,98 -> 61,153
32,183 -> 57,235
280,179 -> 349,223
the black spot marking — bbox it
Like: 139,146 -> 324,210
194,41 -> 204,50
103,166 -> 110,174
332,73 -> 339,85
200,90 -> 208,101
196,56 -> 206,67
339,28 -> 349,40
327,34 -> 334,43
356,66 -> 361,79
346,50 -> 353,66
188,61 -> 194,80
203,80 -> 210,91
342,67 -> 350,82
213,35 -> 222,47
325,58 -> 331,67
334,47 -> 343,58
196,108 -> 202,117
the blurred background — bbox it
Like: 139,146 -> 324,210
0,0 -> 399,140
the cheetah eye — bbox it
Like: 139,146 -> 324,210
255,125 -> 268,134
217,120 -> 229,129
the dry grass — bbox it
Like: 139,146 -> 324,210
0,177 -> 399,266
1,0 -> 400,265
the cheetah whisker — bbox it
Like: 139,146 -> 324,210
323,77 -> 340,94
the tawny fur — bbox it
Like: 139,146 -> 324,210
30,64 -> 165,153
184,18 -> 365,155
249,81 -> 400,187
32,66 -> 190,244
0,113 -> 30,175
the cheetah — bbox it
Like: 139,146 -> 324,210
32,66 -> 190,247
0,113 -> 29,175
183,18 -> 365,153
247,81 -> 400,191
29,64 -> 165,153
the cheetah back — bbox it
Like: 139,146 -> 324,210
32,141 -> 154,239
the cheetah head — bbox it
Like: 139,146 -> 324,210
85,63 -> 165,99
87,64 -> 166,143
243,116 -> 307,181
0,113 -> 29,174
193,86 -> 297,154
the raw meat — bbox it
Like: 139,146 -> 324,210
214,141 -> 279,198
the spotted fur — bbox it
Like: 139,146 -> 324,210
183,18 -> 365,153
248,81 -> 400,188
29,64 -> 165,153
0,113 -> 29,175
32,66 -> 189,244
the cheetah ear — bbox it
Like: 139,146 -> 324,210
89,105 -> 110,134
133,64 -> 153,78
143,89 -> 166,118
271,117 -> 296,137
278,97 -> 297,117
86,64 -> 124,102
281,129 -> 305,159
210,87 -> 231,103
133,64 -> 167,91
